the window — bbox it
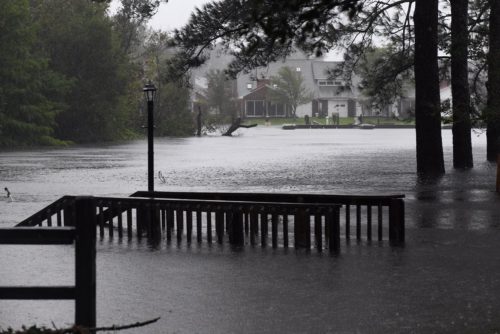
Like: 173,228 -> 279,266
318,80 -> 343,86
255,101 -> 265,116
276,103 -> 285,116
318,80 -> 334,86
268,102 -> 276,116
245,101 -> 255,116
246,100 -> 265,117
296,67 -> 301,72
268,102 -> 286,117
246,83 -> 253,89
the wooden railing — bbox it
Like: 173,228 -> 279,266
131,191 -> 405,245
15,191 -> 405,250
1,197 -> 96,327
16,196 -> 75,227
95,196 -> 342,252
16,196 -> 342,252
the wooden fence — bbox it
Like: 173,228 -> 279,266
18,196 -> 341,252
131,191 -> 405,245
0,197 -> 96,328
15,191 -> 404,250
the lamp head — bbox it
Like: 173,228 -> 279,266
143,81 -> 157,102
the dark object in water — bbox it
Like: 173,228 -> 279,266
222,117 -> 258,136
358,123 -> 376,130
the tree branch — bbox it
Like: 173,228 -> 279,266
90,317 -> 161,332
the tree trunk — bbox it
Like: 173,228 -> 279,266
413,0 -> 445,176
222,117 -> 242,136
451,0 -> 473,168
487,0 -> 500,161
222,117 -> 257,136
196,107 -> 202,136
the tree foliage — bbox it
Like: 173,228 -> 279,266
269,66 -> 313,118
354,46 -> 413,111
0,0 -> 191,147
153,79 -> 195,137
203,69 -> 238,119
168,0 -> 360,78
32,0 -> 136,143
142,32 -> 195,137
0,0 -> 69,147
113,0 -> 161,56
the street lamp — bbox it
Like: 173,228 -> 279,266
143,81 -> 157,193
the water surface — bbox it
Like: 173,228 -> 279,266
1,127 -> 499,333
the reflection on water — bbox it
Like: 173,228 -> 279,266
1,128 -> 500,332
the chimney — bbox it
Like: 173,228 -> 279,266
256,78 -> 270,88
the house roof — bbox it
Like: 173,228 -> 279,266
240,84 -> 274,100
311,61 -> 342,80
236,58 -> 316,98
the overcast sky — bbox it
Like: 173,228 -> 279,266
110,0 -> 211,31
149,0 -> 210,31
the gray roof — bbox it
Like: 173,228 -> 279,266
311,61 -> 342,80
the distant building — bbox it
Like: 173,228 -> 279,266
236,53 -> 360,118
192,47 -> 417,119
240,79 -> 290,118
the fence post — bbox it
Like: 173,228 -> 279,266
74,196 -> 96,328
228,212 -> 244,246
63,201 -> 75,227
216,210 -> 224,244
136,206 -> 146,237
294,208 -> 310,249
327,206 -> 340,254
389,198 -> 405,246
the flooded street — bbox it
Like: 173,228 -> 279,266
1,127 -> 500,333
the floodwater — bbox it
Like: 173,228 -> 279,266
1,127 -> 500,333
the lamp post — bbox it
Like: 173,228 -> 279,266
143,81 -> 157,193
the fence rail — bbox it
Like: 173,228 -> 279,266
1,197 -> 96,327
